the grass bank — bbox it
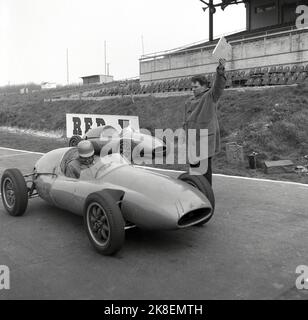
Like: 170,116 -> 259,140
0,84 -> 307,183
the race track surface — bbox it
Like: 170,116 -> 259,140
0,147 -> 307,300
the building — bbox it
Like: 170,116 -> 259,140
20,88 -> 29,94
139,0 -> 308,85
246,0 -> 305,31
81,74 -> 114,85
41,82 -> 57,90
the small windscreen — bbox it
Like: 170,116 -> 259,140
60,148 -> 79,173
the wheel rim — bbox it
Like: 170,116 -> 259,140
2,177 -> 16,209
87,202 -> 110,247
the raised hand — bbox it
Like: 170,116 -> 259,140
219,58 -> 226,67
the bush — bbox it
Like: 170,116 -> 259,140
271,121 -> 301,145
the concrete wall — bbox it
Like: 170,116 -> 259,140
139,28 -> 308,85
99,75 -> 114,83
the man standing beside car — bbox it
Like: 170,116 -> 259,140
183,58 -> 226,185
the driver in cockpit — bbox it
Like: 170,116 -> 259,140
65,140 -> 95,179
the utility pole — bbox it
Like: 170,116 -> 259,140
66,48 -> 69,85
209,0 -> 214,41
107,63 -> 110,76
199,1 -> 246,42
104,40 -> 107,76
141,35 -> 145,55
201,0 -> 216,42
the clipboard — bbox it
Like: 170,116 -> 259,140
212,36 -> 232,61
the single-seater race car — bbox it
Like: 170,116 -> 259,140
1,147 -> 215,255
69,125 -> 168,160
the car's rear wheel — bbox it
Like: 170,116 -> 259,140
84,192 -> 125,255
1,169 -> 28,216
69,135 -> 82,147
178,173 -> 215,225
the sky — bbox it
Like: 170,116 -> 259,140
0,0 -> 246,86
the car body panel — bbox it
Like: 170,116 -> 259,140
33,148 -> 212,229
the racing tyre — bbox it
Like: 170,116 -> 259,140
178,173 -> 215,225
1,168 -> 28,216
69,135 -> 82,147
84,192 -> 125,255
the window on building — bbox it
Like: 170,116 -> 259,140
282,3 -> 298,24
255,3 -> 276,14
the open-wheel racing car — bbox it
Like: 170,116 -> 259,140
1,147 -> 215,255
68,125 -> 168,160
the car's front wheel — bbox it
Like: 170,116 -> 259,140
84,192 -> 125,255
1,168 -> 28,216
178,173 -> 215,225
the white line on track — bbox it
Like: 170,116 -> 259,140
0,147 -> 44,155
138,166 -> 308,187
0,153 -> 38,159
213,173 -> 308,188
0,146 -> 307,188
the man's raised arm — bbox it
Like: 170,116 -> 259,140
210,58 -> 226,102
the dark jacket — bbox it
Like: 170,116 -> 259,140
184,66 -> 226,157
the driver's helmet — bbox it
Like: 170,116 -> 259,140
77,140 -> 94,163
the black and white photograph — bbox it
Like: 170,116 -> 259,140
0,0 -> 307,307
